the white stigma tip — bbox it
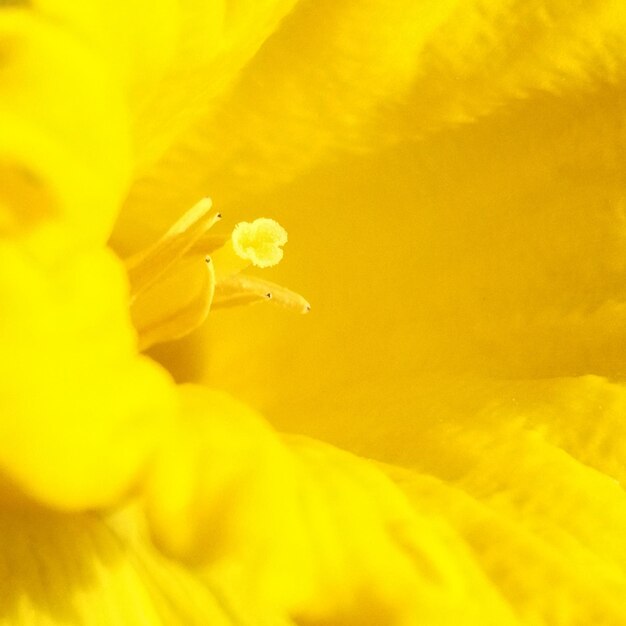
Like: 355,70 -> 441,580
231,218 -> 288,268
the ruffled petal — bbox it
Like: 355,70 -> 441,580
284,436 -> 519,626
141,380 -> 626,624
0,505 -> 241,625
114,0 -> 626,252
145,385 -> 519,625
388,464 -> 626,626
257,373 -> 626,625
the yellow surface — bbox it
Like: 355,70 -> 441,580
3,1 -> 626,624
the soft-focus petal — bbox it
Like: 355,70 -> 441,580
0,244 -> 176,509
0,9 -> 132,250
128,0 -> 300,171
31,0 -> 180,97
32,0 -> 299,177
143,386 -> 289,562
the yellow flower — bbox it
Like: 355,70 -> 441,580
4,1 -> 626,625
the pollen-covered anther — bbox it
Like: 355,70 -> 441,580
231,218 -> 288,268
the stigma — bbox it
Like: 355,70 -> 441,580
232,218 -> 287,268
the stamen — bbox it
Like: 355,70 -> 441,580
125,198 -> 220,300
132,258 -> 215,351
213,274 -> 310,314
124,198 -> 309,351
125,198 -> 221,349
190,234 -> 230,256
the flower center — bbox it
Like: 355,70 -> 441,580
124,199 -> 309,351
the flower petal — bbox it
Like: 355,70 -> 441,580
0,9 -> 132,248
112,0 -> 458,251
388,464 -> 626,626
177,72 -> 626,432
144,385 -> 312,607
34,0 -> 299,178
0,244 -> 176,510
32,0 -> 180,97
114,1 -> 626,252
128,0 -> 300,172
0,505 -> 240,625
145,385 -> 519,624
284,436 -> 519,626
142,64 -> 626,622
279,374 -> 626,624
